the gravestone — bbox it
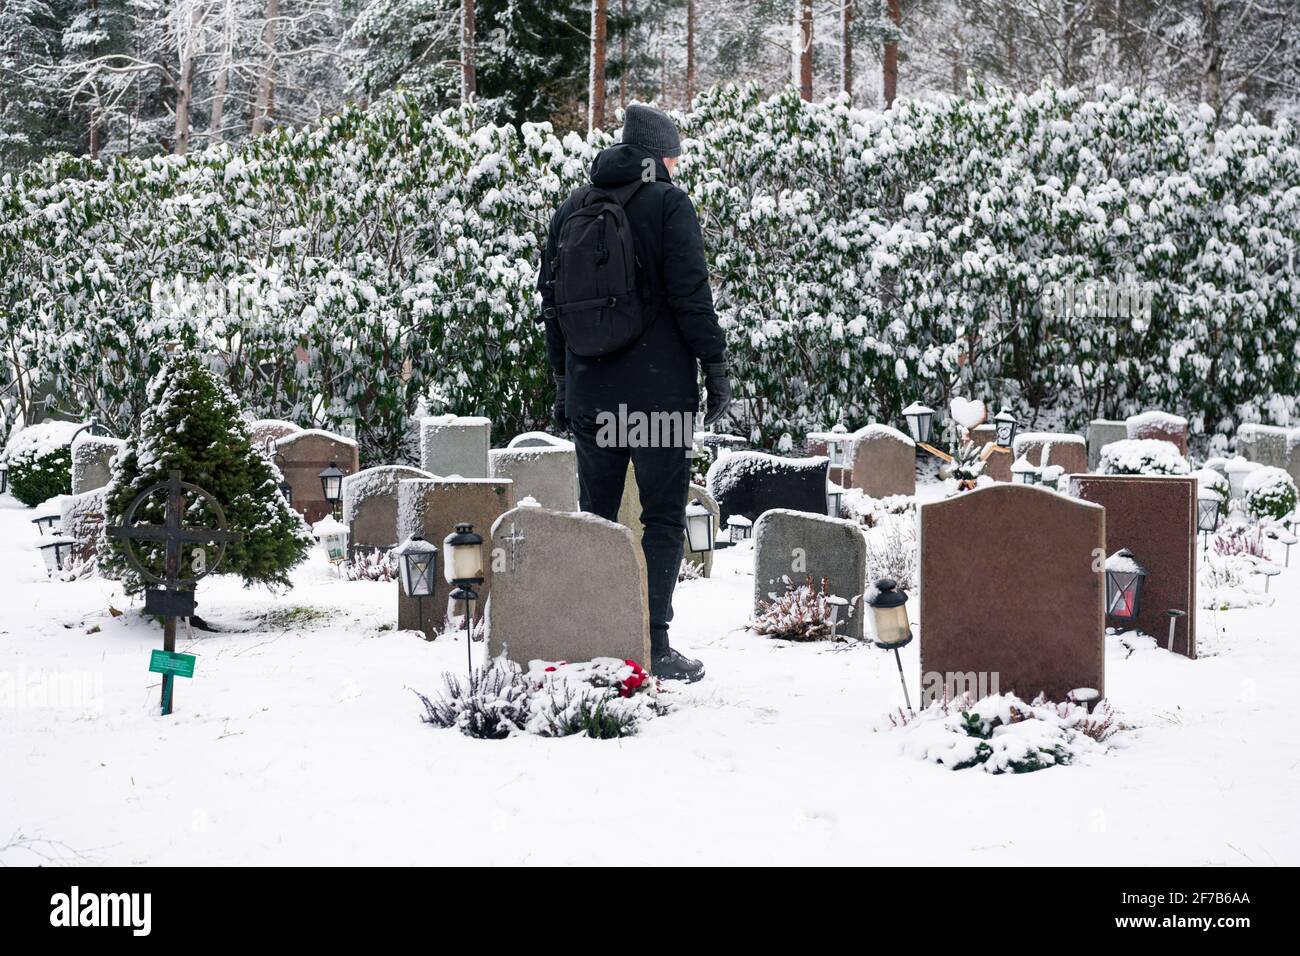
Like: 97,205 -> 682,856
753,509 -> 868,640
1127,411 -> 1188,456
486,506 -> 650,667
507,431 -> 573,450
616,461 -> 643,551
70,433 -> 126,494
60,488 -> 106,566
919,484 -> 1105,704
1070,474 -> 1198,658
1012,431 -> 1088,475
274,429 -> 360,524
343,465 -> 435,553
698,433 -> 751,464
1289,430 -> 1300,488
250,419 -> 302,447
847,424 -> 916,499
1088,420 -> 1128,471
419,415 -> 491,478
396,477 -> 514,635
488,445 -> 578,511
971,424 -> 1011,482
1237,423 -> 1289,468
684,484 -> 720,578
706,451 -> 830,526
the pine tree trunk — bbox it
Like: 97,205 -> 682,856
252,0 -> 279,136
174,5 -> 202,154
842,0 -> 853,97
462,0 -> 477,102
799,0 -> 813,101
1200,0 -> 1222,113
883,0 -> 900,107
686,0 -> 697,103
589,0 -> 608,131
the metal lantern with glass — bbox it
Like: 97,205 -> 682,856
1104,548 -> 1148,623
318,461 -> 345,516
1196,488 -> 1222,552
31,510 -> 60,535
726,514 -> 752,542
394,533 -> 438,637
1011,456 -> 1041,485
684,499 -> 715,553
444,523 -> 485,674
865,577 -> 914,713
38,535 -> 76,575
901,402 -> 934,445
312,514 -> 350,567
0,460 -> 8,495
993,409 -> 1019,449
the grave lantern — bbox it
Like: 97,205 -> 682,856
726,514 -> 752,542
826,482 -> 845,517
395,534 -> 438,598
1196,489 -> 1222,535
318,461 -> 345,514
684,499 -> 715,553
901,402 -> 935,445
866,578 -> 913,713
993,409 -> 1019,448
38,535 -> 76,575
1104,548 -> 1147,623
312,515 -> 349,565
825,425 -> 850,467
278,478 -> 294,507
31,511 -> 60,535
0,460 -> 8,495
1011,456 -> 1040,485
444,523 -> 485,676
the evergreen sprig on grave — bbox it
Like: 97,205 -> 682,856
100,353 -> 313,593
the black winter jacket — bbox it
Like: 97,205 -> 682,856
538,143 -> 727,417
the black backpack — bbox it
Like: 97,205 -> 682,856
547,180 -> 650,357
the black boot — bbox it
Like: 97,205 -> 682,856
652,646 -> 705,683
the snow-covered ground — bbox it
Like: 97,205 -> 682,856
2,489 -> 1298,866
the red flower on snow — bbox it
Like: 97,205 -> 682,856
620,659 -> 649,698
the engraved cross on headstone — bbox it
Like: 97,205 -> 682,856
501,522 -> 526,572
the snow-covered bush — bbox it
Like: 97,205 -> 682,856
1,421 -> 78,506
415,659 -> 532,740
3,84 -> 1298,453
749,576 -> 847,641
865,514 -> 919,591
891,693 -> 1123,774
345,548 -> 399,582
1098,438 -> 1190,476
1243,466 -> 1298,522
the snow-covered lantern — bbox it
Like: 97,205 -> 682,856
278,478 -> 294,507
38,535 -> 76,575
684,499 -> 715,553
1011,456 -> 1040,485
312,514 -> 349,564
0,460 -> 8,495
1196,488 -> 1223,535
394,533 -> 438,598
866,578 -> 912,648
826,482 -> 845,517
31,510 -> 60,535
825,595 -> 850,640
726,514 -> 752,542
826,424 -> 850,467
443,523 -> 485,585
902,402 -> 934,445
1104,548 -> 1148,624
318,461 -> 345,513
993,409 -> 1019,448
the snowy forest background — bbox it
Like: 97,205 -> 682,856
2,1 -> 1298,166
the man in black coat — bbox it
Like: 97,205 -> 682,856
538,104 -> 731,682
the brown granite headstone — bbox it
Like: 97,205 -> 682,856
1069,474 -> 1198,658
1012,432 -> 1089,475
1127,412 -> 1188,456
343,465 -> 435,553
971,424 -> 1011,482
486,506 -> 650,668
848,424 -> 916,498
274,430 -> 360,524
920,484 -> 1106,704
396,477 -> 514,635
251,419 -> 303,447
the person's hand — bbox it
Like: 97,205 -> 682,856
553,375 -> 568,432
701,362 -> 732,427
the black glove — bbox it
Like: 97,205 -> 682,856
701,361 -> 733,427
553,374 -> 568,432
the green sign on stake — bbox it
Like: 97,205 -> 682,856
149,649 -> 196,679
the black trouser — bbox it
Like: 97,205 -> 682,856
570,413 -> 692,653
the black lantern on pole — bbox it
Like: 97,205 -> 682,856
902,402 -> 935,445
865,578 -> 914,713
38,535 -> 76,575
395,533 -> 438,637
1197,489 -> 1222,532
31,511 -> 60,535
444,523 -> 485,675
1011,456 -> 1041,485
1104,548 -> 1147,623
318,461 -> 345,515
684,499 -> 715,553
0,460 -> 8,495
993,409 -> 1019,448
